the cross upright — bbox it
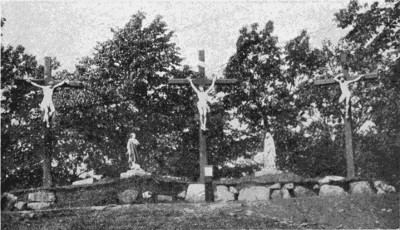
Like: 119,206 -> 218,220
168,50 -> 238,183
314,53 -> 378,178
23,57 -> 85,188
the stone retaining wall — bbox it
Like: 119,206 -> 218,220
3,175 -> 189,211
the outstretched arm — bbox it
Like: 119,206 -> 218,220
206,75 -> 217,94
349,75 -> 363,83
26,79 -> 45,89
187,77 -> 200,94
53,80 -> 69,88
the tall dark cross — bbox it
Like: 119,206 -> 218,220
21,57 -> 85,188
314,54 -> 378,178
168,50 -> 238,183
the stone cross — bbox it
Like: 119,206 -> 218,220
314,53 -> 378,178
168,50 -> 238,182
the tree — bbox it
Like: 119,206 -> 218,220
56,12 -> 206,179
1,18 -> 45,191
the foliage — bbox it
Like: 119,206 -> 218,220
334,0 -> 400,187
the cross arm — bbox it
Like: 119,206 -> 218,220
57,81 -> 86,89
313,73 -> 378,86
168,78 -> 238,85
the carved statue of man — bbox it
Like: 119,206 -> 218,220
334,74 -> 364,119
26,79 -> 69,128
187,75 -> 217,131
127,133 -> 140,169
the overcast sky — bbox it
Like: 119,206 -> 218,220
1,0 -> 373,77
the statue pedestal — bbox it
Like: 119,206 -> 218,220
254,168 -> 282,177
120,163 -> 150,179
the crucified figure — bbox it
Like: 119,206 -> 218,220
26,79 -> 69,128
187,75 -> 217,131
334,74 -> 364,119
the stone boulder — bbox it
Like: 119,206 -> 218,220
72,177 -> 95,185
229,186 -> 239,194
270,189 -> 282,199
283,183 -> 294,190
268,183 -> 281,190
238,186 -> 270,201
349,181 -> 374,195
293,186 -> 317,197
28,191 -> 55,203
319,185 -> 347,197
27,202 -> 52,210
120,168 -> 150,179
157,195 -> 173,202
14,201 -> 27,211
118,189 -> 139,204
177,190 -> 186,199
1,193 -> 17,211
214,186 -> 235,202
318,176 -> 345,185
374,181 -> 396,194
185,184 -> 205,202
281,188 -> 291,199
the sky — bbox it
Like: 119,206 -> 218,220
1,0 -> 367,78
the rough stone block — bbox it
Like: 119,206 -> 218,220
229,186 -> 239,194
374,180 -> 396,193
157,195 -> 173,202
293,186 -> 317,197
318,176 -> 345,185
319,184 -> 347,197
120,168 -> 149,178
27,202 -> 52,210
177,190 -> 186,199
214,185 -> 235,202
283,183 -> 294,190
14,201 -> 27,211
270,189 -> 282,199
186,184 -> 205,202
1,193 -> 17,211
28,191 -> 55,202
238,186 -> 270,201
268,183 -> 281,190
118,189 -> 139,204
349,181 -> 374,195
142,191 -> 152,199
72,178 -> 95,185
282,189 -> 291,198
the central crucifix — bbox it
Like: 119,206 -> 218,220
169,50 -> 238,182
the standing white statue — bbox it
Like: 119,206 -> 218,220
254,132 -> 280,176
127,133 -> 140,169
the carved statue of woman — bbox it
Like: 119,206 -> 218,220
262,132 -> 277,171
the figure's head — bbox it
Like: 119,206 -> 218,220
339,76 -> 345,83
199,85 -> 205,92
130,133 -> 136,139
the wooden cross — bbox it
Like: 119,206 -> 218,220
21,57 -> 85,188
168,50 -> 238,183
314,53 -> 378,178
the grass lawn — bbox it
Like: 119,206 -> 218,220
2,193 -> 398,229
